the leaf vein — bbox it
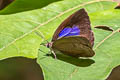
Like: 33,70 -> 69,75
0,0 -> 113,52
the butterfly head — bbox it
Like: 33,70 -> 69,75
40,42 -> 53,48
46,42 -> 53,48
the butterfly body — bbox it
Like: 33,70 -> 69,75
46,8 -> 95,58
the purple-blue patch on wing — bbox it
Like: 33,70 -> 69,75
71,26 -> 80,33
58,27 -> 72,38
58,25 -> 80,38
66,26 -> 80,36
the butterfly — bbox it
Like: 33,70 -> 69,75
45,8 -> 95,59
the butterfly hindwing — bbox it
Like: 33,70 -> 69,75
52,36 -> 95,57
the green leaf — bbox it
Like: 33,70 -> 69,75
36,1 -> 120,80
0,0 -> 116,59
0,0 -> 62,14
0,0 -> 119,79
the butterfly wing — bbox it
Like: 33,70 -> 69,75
52,8 -> 94,46
52,36 -> 95,57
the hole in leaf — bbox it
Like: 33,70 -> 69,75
106,65 -> 120,80
94,25 -> 113,31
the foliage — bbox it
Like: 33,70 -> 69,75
0,0 -> 120,80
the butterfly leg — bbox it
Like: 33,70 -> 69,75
50,49 -> 57,59
52,50 -> 57,59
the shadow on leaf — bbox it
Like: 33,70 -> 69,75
46,53 -> 95,67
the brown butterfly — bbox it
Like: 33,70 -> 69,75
44,8 -> 95,58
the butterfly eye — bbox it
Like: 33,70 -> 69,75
47,43 -> 50,48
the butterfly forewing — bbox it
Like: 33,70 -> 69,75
52,8 -> 94,46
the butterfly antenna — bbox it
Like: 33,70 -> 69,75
35,30 -> 49,44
